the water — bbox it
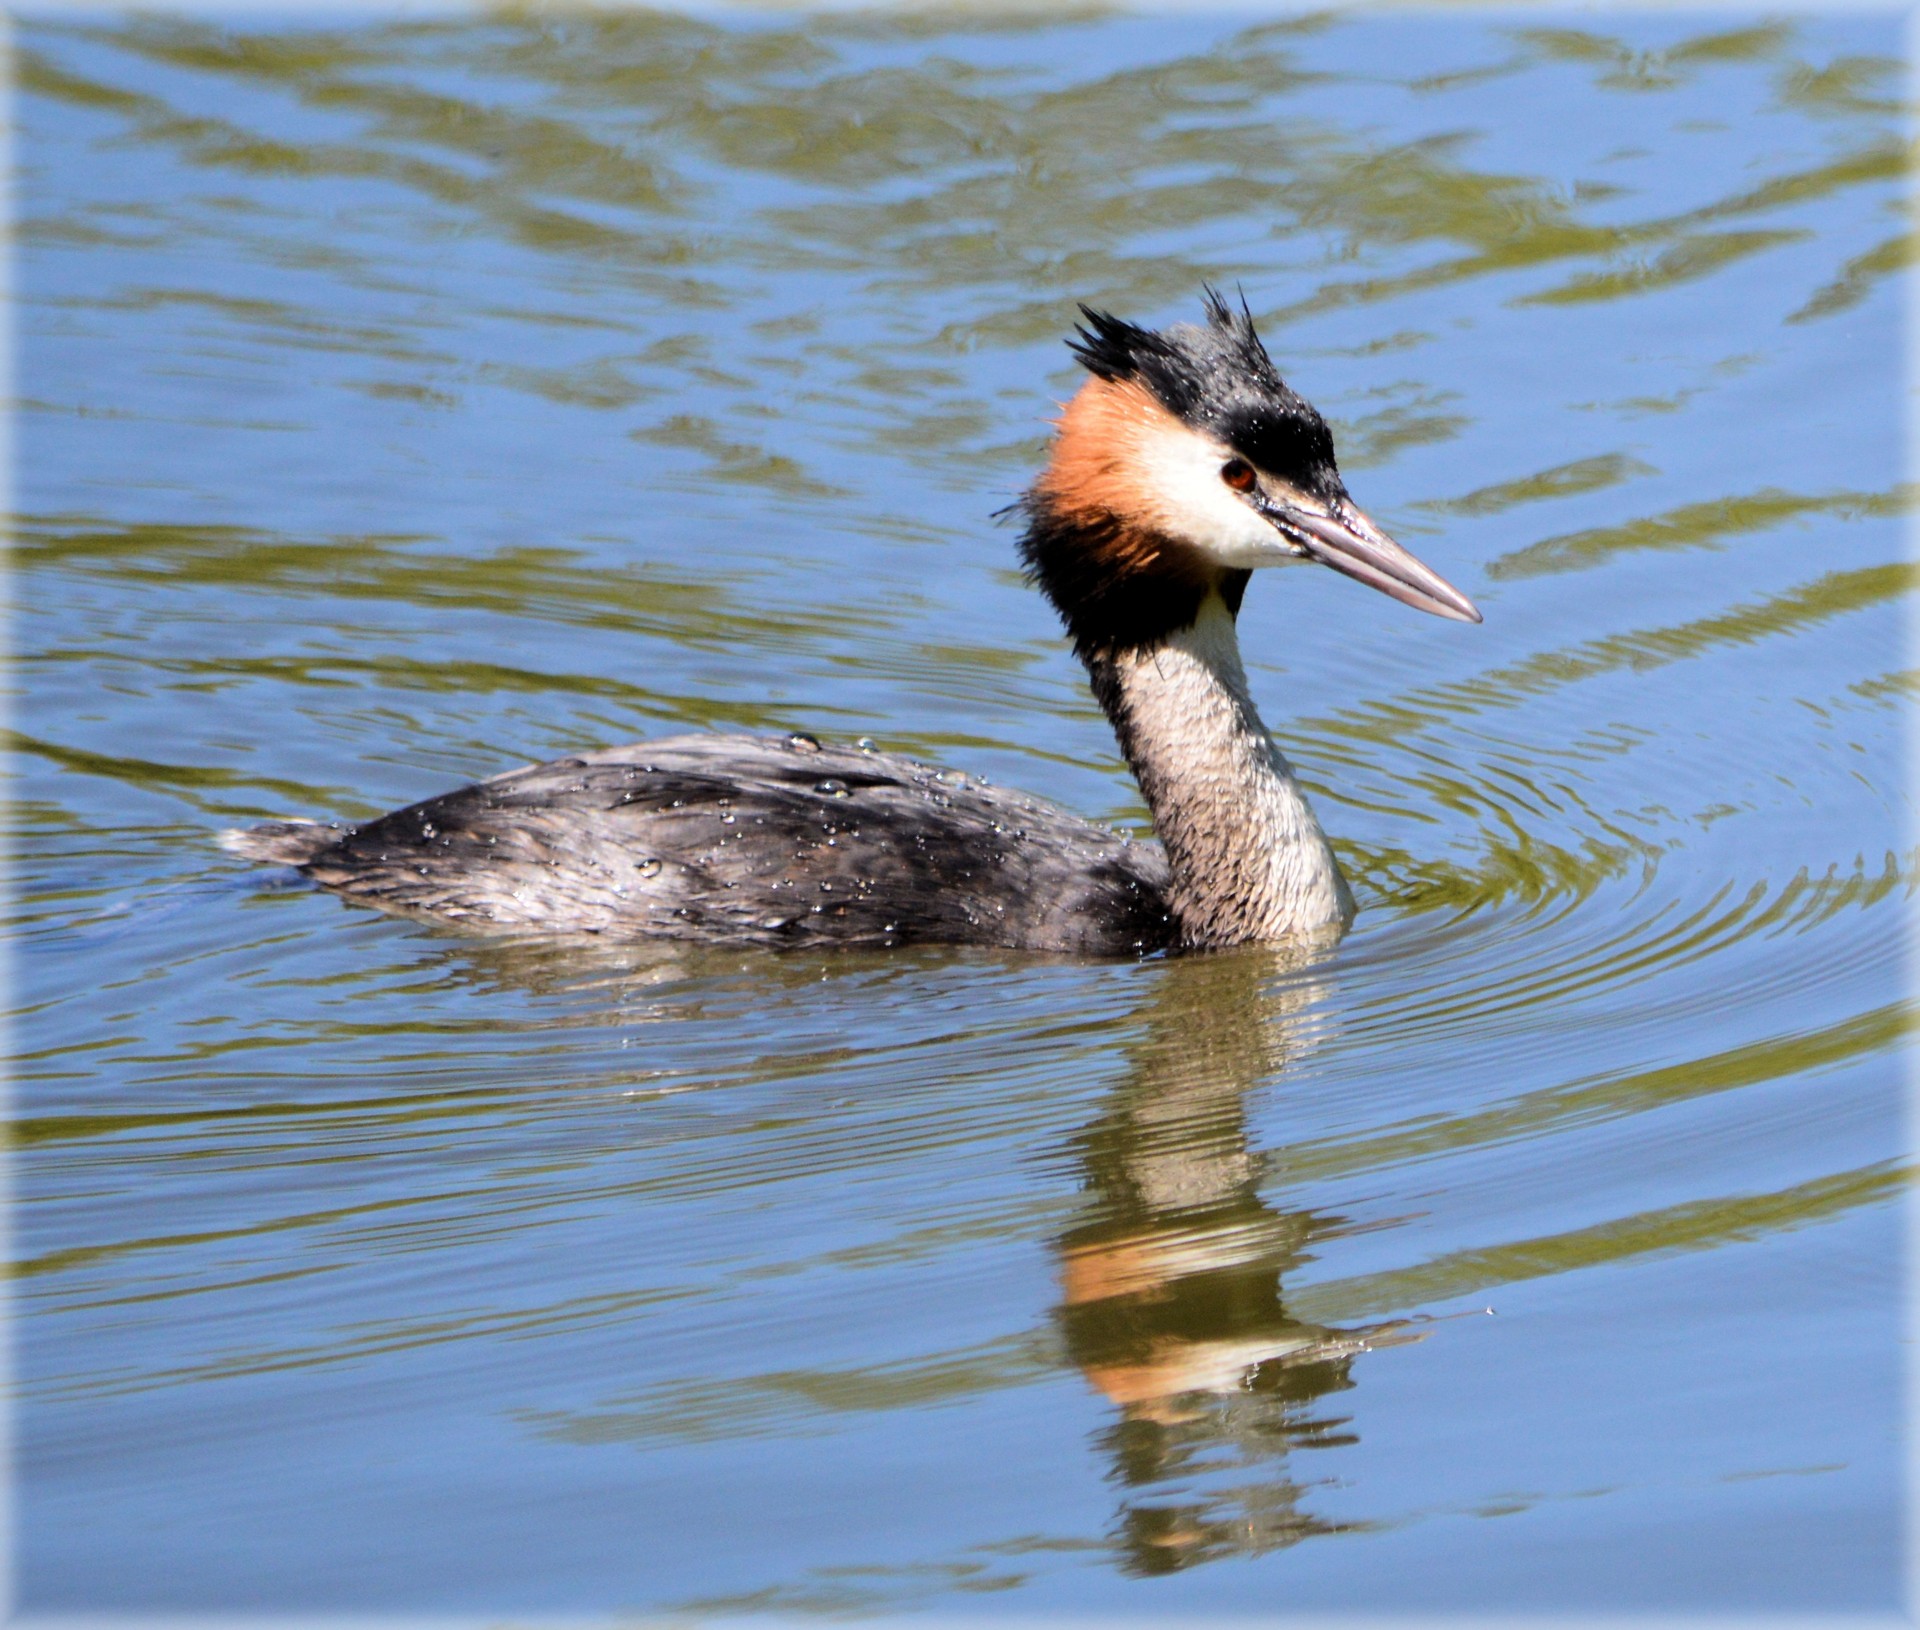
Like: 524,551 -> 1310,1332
13,8 -> 1909,1615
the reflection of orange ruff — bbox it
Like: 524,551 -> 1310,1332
1063,1220 -> 1323,1409
1081,1333 -> 1327,1411
1060,1218 -> 1285,1306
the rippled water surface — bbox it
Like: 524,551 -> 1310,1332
14,7 -> 1911,1615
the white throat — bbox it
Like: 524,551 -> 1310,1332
1089,595 -> 1353,947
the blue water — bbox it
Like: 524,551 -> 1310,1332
13,9 -> 1909,1615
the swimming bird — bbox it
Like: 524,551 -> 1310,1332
225,291 -> 1480,954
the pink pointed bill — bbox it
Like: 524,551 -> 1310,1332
1273,498 -> 1482,624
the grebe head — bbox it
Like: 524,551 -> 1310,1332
1021,288 -> 1480,655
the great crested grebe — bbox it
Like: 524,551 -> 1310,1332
226,291 -> 1480,954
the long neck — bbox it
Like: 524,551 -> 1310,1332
1086,594 -> 1353,948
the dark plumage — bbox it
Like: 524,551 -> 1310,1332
227,733 -> 1175,954
1014,496 -> 1250,659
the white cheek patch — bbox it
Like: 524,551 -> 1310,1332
1130,417 -> 1302,569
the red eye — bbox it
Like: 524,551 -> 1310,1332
1220,458 -> 1256,492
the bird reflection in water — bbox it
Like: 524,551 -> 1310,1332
1055,946 -> 1418,1575
413,930 -> 1419,1576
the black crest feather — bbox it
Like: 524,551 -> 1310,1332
1067,306 -> 1181,387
